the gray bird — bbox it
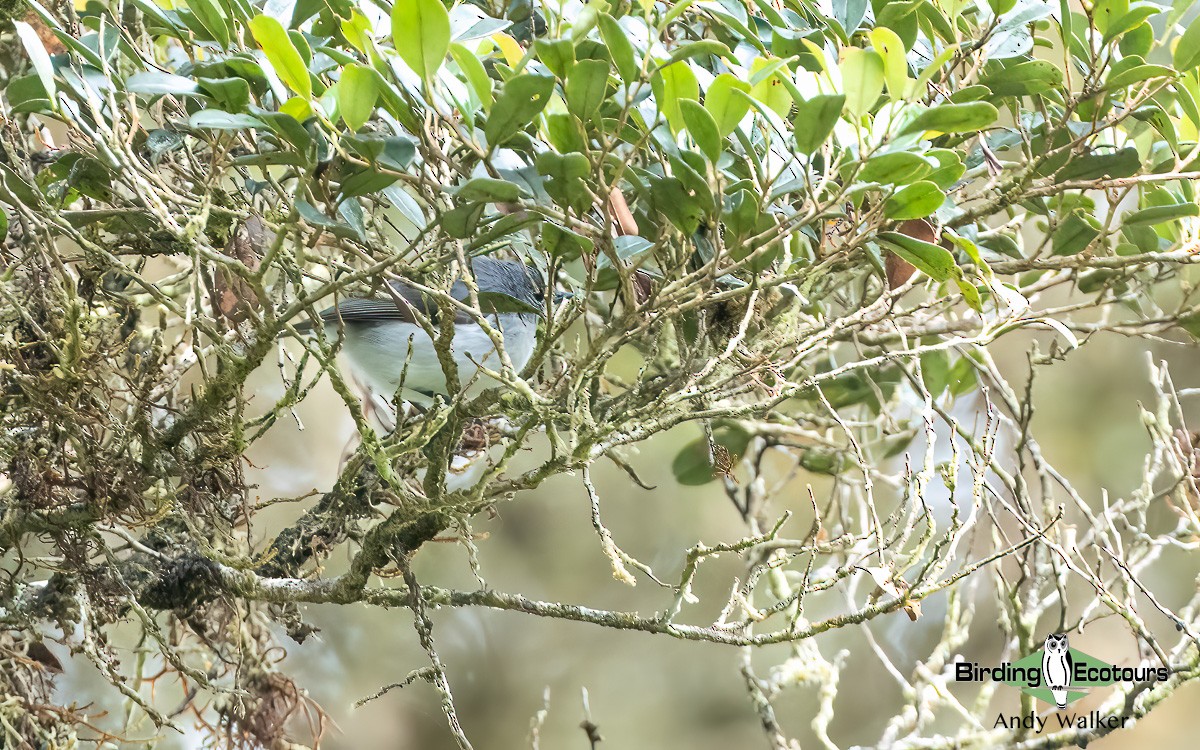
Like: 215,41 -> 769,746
299,257 -> 561,408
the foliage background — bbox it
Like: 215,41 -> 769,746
4,0 -> 1200,748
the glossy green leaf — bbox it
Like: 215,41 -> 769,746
542,222 -> 594,261
749,57 -> 793,118
188,0 -> 230,48
860,152 -> 933,184
653,61 -> 700,134
345,133 -> 418,171
598,13 -> 639,83
486,73 -> 556,146
566,59 -> 610,122
884,181 -> 945,220
705,73 -> 752,136
1175,14 -> 1200,71
679,100 -> 722,163
868,27 -> 909,98
1058,146 -> 1141,181
794,95 -> 845,154
1053,211 -> 1101,255
878,230 -> 957,281
391,0 -> 452,83
249,15 -> 311,99
535,39 -> 575,79
1122,203 -> 1199,225
840,48 -> 884,117
189,110 -> 267,130
339,64 -> 378,131
13,22 -> 56,106
537,151 -> 592,213
980,60 -> 1063,97
126,72 -> 201,96
901,102 -> 999,135
450,43 -> 493,111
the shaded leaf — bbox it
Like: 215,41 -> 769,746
566,59 -> 610,122
680,100 -> 721,162
794,94 -> 845,154
486,73 -> 555,146
878,230 -> 957,281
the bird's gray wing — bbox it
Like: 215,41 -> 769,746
316,279 -> 472,326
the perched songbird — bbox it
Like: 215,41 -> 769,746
1041,633 -> 1073,709
299,257 -> 560,411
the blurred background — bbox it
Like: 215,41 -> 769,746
43,318 -> 1200,750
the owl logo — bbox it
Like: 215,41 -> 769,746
1041,633 -> 1073,709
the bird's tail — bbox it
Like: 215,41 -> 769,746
1052,688 -> 1067,709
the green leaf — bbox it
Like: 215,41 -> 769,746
566,59 -> 610,122
339,64 -> 378,131
748,57 -> 793,119
1104,62 -> 1173,90
653,61 -> 700,134
345,133 -> 418,171
341,10 -> 374,52
542,222 -> 594,261
1103,5 -> 1161,43
189,110 -> 266,130
197,77 -> 251,111
868,27 -> 909,99
901,102 -> 999,135
793,95 -> 845,154
1174,14 -> 1200,71
834,0 -> 869,32
672,428 -> 751,486
13,22 -> 56,106
1058,146 -> 1141,181
680,100 -> 722,163
799,447 -> 848,476
658,40 -> 730,70
537,151 -> 592,213
450,43 -> 493,111
705,73 -> 752,137
650,175 -> 705,233
126,72 -> 202,96
1053,211 -> 1101,255
885,181 -> 945,220
925,149 -> 966,188
979,60 -> 1063,97
455,176 -> 527,203
486,73 -> 556,146
877,230 -> 957,281
188,0 -> 230,49
534,39 -> 575,79
391,0 -> 452,83
249,15 -> 311,99
1122,203 -> 1199,225
442,202 -> 486,238
860,152 -> 932,185
840,48 -> 885,117
598,13 -> 639,83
